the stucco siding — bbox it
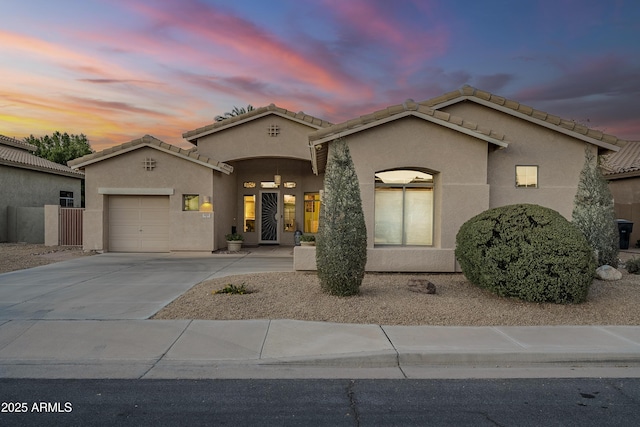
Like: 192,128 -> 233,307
82,147 -> 215,252
343,116 -> 490,252
443,101 -> 589,218
0,165 -> 81,242
194,115 -> 315,162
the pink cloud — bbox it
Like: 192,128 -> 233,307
124,0 -> 366,97
0,30 -> 150,83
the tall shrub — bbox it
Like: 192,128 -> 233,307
316,138 -> 367,296
572,146 -> 619,267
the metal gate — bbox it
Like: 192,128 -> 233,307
59,208 -> 83,246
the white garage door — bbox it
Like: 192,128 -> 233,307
109,196 -> 170,252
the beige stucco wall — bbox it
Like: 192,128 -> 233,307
195,114 -> 322,248
44,205 -> 59,246
194,115 -> 317,162
82,147 -> 216,252
0,165 -> 81,242
442,101 -> 591,219
346,116 -> 490,249
305,116 -> 491,272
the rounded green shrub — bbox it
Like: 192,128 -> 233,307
455,204 -> 596,304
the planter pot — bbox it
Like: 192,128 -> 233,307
300,241 -> 315,247
227,241 -> 242,251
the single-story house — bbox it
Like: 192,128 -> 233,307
0,134 -> 83,243
69,86 -> 629,271
602,141 -> 640,247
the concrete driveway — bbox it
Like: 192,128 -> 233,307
0,251 -> 293,320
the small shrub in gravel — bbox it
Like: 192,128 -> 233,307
455,204 -> 596,304
626,258 -> 640,275
212,283 -> 250,294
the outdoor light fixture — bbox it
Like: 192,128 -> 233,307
274,174 -> 282,186
200,196 -> 213,212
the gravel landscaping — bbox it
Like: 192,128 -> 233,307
0,243 -> 92,274
155,252 -> 640,326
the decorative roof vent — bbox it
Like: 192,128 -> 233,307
267,124 -> 280,137
143,158 -> 156,171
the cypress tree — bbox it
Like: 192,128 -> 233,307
572,146 -> 619,267
316,138 -> 367,296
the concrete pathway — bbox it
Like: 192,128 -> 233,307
1,248 -> 640,379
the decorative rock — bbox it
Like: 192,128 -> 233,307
595,265 -> 622,281
408,278 -> 436,294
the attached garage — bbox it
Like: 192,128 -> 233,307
108,195 -> 170,252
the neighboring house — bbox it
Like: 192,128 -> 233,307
0,134 -> 83,243
69,86 -> 629,272
602,141 -> 640,247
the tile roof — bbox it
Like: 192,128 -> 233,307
308,99 -> 508,174
182,104 -> 333,142
0,134 -> 37,152
0,134 -> 84,178
601,141 -> 640,177
68,134 -> 233,174
422,85 -> 627,150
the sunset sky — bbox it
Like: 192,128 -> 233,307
2,0 -> 639,151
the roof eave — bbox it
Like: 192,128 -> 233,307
0,158 -> 84,178
431,96 -> 622,152
69,141 -> 233,175
184,110 -> 328,142
310,111 -> 508,148
604,170 -> 640,180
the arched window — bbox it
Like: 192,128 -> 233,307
374,169 -> 434,246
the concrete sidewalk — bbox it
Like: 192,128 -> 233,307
1,319 -> 640,379
1,248 -> 640,379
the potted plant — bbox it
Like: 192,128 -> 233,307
300,234 -> 316,246
225,233 -> 244,251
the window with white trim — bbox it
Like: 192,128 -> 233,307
374,170 -> 434,246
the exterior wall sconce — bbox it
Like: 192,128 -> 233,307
274,174 -> 282,186
200,196 -> 213,212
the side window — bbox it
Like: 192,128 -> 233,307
516,166 -> 538,188
304,193 -> 320,233
283,195 -> 295,232
183,194 -> 199,211
244,195 -> 256,232
60,191 -> 74,207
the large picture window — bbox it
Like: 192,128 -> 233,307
374,170 -> 434,246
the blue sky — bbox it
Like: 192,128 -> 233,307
1,0 -> 639,150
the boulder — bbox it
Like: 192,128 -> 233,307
408,278 -> 436,294
595,265 -> 622,281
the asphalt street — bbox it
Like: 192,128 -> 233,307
1,378 -> 640,426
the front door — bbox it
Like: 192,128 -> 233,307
260,191 -> 279,243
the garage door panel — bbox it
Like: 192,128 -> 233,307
141,197 -> 169,209
109,196 -> 170,252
